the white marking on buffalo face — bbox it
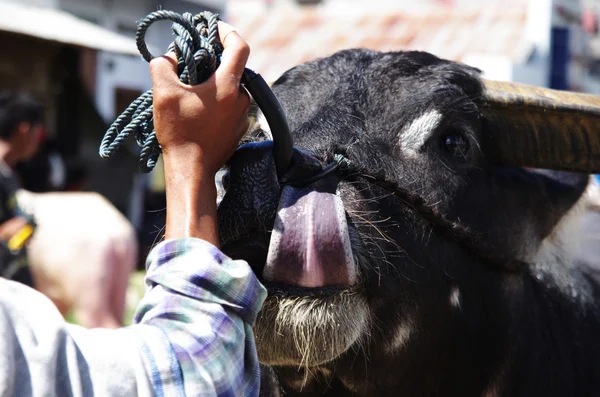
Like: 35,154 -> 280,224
450,286 -> 461,310
400,109 -> 443,153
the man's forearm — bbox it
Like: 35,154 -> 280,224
163,149 -> 219,246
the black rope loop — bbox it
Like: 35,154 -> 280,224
99,10 -> 222,173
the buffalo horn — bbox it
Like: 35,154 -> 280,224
481,80 -> 600,173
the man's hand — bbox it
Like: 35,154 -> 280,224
150,22 -> 251,245
150,22 -> 251,177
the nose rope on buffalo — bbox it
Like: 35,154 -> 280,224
329,154 -> 526,273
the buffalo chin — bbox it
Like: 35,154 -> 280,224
254,287 -> 370,367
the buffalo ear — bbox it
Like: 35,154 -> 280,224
524,170 -> 590,241
479,167 -> 589,262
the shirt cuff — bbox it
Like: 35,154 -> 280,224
144,237 -> 267,325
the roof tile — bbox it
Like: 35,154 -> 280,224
227,0 -> 530,81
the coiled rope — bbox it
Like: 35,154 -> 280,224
99,10 -> 222,173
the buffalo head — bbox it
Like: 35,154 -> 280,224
218,49 -> 600,396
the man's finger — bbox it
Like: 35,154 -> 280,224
149,52 -> 179,88
216,21 -> 250,88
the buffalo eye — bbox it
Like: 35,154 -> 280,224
442,132 -> 470,159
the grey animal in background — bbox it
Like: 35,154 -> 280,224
218,49 -> 600,397
17,190 -> 137,328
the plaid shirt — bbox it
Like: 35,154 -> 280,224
133,238 -> 267,396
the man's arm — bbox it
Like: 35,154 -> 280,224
0,21 -> 266,397
150,22 -> 249,247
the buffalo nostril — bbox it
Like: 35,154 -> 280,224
221,171 -> 230,191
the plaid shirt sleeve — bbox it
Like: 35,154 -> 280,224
131,237 -> 267,397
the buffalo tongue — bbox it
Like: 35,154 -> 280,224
264,186 -> 356,287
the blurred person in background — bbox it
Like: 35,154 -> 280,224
0,91 -> 43,287
16,138 -> 68,193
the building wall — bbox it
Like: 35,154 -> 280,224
0,33 -> 63,135
462,0 -> 600,91
459,0 -> 553,86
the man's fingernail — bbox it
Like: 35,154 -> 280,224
218,21 -> 237,44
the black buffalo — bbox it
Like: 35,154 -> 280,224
217,49 -> 600,396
